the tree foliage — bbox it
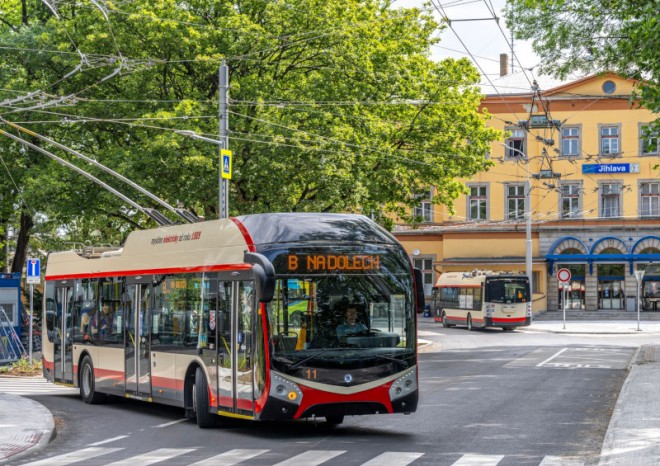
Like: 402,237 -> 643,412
505,0 -> 659,125
0,0 -> 498,268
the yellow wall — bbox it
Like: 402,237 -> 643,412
430,74 -> 657,224
393,73 -> 656,314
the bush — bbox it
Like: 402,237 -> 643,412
0,357 -> 42,376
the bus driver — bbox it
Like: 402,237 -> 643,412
336,306 -> 367,337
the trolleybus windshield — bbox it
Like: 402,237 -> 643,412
485,277 -> 530,303
265,246 -> 415,387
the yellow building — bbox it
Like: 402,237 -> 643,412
394,72 -> 659,315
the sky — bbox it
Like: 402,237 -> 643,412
401,0 -> 542,88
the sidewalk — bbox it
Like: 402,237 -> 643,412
0,390 -> 54,464
599,344 -> 660,465
528,319 -> 660,334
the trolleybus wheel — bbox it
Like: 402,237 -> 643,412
441,311 -> 450,328
325,415 -> 344,425
466,314 -> 474,331
80,355 -> 105,404
193,367 -> 217,428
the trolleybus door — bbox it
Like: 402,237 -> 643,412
217,279 -> 255,416
53,284 -> 74,384
125,278 -> 152,398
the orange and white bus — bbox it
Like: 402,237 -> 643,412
432,270 -> 530,331
43,213 -> 422,427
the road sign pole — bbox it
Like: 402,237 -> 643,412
29,283 -> 33,362
562,286 -> 567,330
635,269 -> 645,332
26,258 -> 41,362
637,279 -> 642,332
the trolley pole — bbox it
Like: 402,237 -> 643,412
218,61 -> 229,219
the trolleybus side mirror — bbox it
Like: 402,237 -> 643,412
413,268 -> 425,313
244,252 -> 275,303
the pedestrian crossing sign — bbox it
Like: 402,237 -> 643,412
221,149 -> 232,180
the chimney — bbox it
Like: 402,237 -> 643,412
499,53 -> 509,77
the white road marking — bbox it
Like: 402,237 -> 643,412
360,451 -> 425,465
537,348 -> 569,367
272,450 -> 345,466
22,447 -> 123,465
188,449 -> 270,465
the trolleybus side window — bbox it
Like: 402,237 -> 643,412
150,274 -> 214,350
72,279 -> 98,343
99,278 -> 123,344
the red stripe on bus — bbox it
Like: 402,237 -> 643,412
492,317 -> 528,323
45,263 -> 252,281
151,376 -> 185,391
256,304 -> 271,414
229,217 -> 256,253
95,371 -> 125,383
445,316 -> 484,323
43,358 -> 54,371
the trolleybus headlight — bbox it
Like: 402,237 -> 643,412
270,373 -> 303,406
389,368 -> 417,402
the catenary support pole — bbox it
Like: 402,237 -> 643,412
219,61 -> 229,219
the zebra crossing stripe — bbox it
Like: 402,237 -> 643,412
0,376 -> 77,395
88,435 -> 130,446
188,449 -> 270,466
105,448 -> 196,465
22,447 -> 123,465
272,450 -> 346,466
538,456 -> 584,466
450,453 -> 505,465
361,451 -> 425,465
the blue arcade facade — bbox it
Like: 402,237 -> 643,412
544,233 -> 660,312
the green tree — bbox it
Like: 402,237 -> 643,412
0,0 -> 498,260
505,0 -> 659,128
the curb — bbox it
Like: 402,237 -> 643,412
0,395 -> 56,465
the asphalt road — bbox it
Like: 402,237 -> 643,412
9,320 -> 639,466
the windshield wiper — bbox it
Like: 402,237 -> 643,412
373,353 -> 409,368
290,348 -> 332,369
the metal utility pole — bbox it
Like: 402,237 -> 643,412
219,61 -> 229,219
525,163 -> 533,322
501,142 -> 533,321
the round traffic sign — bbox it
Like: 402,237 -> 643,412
557,268 -> 571,282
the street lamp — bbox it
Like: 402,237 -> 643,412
634,269 -> 646,331
500,143 -> 533,319
175,130 -> 228,219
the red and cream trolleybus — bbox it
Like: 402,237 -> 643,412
432,270 -> 530,331
43,213 -> 423,427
